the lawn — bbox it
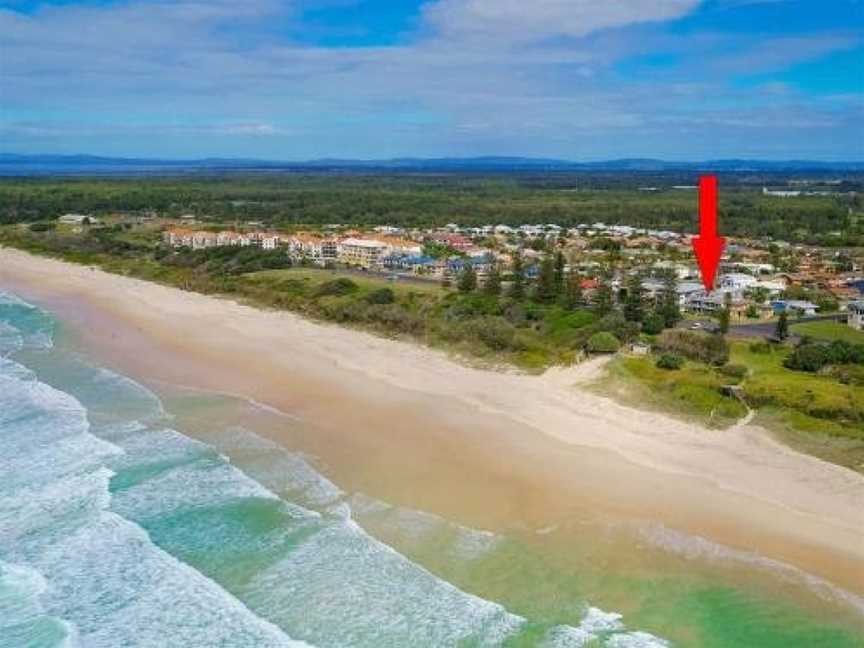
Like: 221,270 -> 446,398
791,320 -> 864,344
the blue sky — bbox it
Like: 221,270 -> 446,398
1,0 -> 862,160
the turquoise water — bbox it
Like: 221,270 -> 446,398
0,290 -> 862,647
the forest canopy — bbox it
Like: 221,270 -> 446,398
0,173 -> 861,245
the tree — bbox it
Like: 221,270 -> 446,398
509,252 -> 525,300
483,262 -> 502,297
658,271 -> 681,328
718,306 -> 730,335
642,311 -> 665,335
563,273 -> 584,310
775,311 -> 789,341
747,286 -> 770,305
536,255 -> 557,303
656,354 -> 684,370
718,292 -> 732,335
553,251 -> 566,294
592,278 -> 614,316
623,273 -> 645,322
458,264 -> 477,293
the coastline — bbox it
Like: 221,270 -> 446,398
2,246 -> 863,596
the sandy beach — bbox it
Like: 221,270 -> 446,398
2,246 -> 863,596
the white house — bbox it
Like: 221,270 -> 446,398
719,273 -> 759,291
848,301 -> 864,331
59,213 -> 99,225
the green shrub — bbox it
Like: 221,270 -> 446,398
365,287 -> 395,305
641,312 -> 665,335
471,317 -> 520,351
719,363 -> 748,379
749,341 -> 772,354
656,354 -> 684,370
587,332 -> 621,354
657,329 -> 729,366
314,278 -> 358,297
366,304 -> 424,335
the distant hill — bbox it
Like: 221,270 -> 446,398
1,153 -> 862,175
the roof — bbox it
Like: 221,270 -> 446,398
341,237 -> 388,248
772,300 -> 818,310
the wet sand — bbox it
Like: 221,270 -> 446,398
2,247 -> 862,596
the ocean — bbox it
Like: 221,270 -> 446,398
1,290 -> 862,647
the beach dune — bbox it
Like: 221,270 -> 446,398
1,247 -> 862,595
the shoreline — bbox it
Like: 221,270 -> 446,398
2,246 -> 863,596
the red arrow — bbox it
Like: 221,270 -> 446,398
692,175 -> 725,292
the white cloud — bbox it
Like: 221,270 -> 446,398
422,0 -> 700,45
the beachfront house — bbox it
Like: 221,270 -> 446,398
771,300 -> 819,317
719,273 -> 759,291
59,213 -> 99,225
685,289 -> 745,314
848,301 -> 864,331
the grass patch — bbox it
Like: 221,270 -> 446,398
597,341 -> 864,472
791,320 -> 864,344
246,268 -> 443,296
756,409 -> 864,473
597,356 -> 747,429
731,341 -> 864,436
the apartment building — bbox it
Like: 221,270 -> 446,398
338,238 -> 389,269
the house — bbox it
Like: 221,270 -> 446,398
629,342 -> 651,356
771,300 -> 818,317
685,289 -> 745,314
378,236 -> 423,257
383,255 -> 436,274
653,261 -> 693,279
59,213 -> 99,225
677,282 -> 705,305
719,273 -> 759,291
848,301 -> 864,331
429,233 -> 472,251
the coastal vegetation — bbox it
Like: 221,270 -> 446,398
0,223 -> 635,370
601,338 -> 864,470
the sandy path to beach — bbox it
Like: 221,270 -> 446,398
2,247 -> 862,595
